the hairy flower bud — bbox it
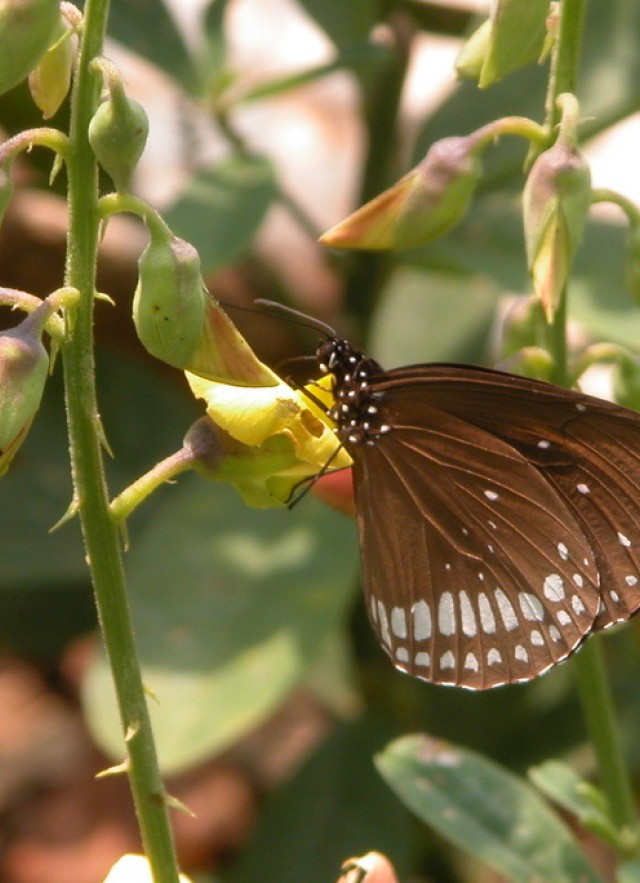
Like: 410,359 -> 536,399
0,306 -> 50,475
523,142 -> 591,319
0,0 -> 60,95
88,85 -> 149,192
320,136 -> 483,251
133,229 -> 206,369
28,16 -> 74,118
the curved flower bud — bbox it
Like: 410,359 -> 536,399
455,19 -> 491,81
88,81 -> 149,192
320,136 -> 483,251
0,0 -> 60,96
132,229 -> 206,369
28,16 -> 74,118
0,302 -> 51,475
478,0 -> 550,88
523,141 -> 591,320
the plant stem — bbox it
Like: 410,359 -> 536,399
574,640 -> 638,833
543,0 -> 639,839
61,0 -> 180,879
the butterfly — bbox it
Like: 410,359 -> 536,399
314,334 -> 640,690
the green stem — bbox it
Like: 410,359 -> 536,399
110,449 -> 194,522
543,0 -> 639,841
574,640 -> 638,833
344,11 -> 414,327
61,0 -> 180,879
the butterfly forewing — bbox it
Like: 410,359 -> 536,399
322,349 -> 640,689
352,396 -> 600,688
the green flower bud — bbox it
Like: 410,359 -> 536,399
0,306 -> 50,475
624,222 -> 640,305
479,0 -> 550,88
133,229 -> 206,369
28,17 -> 74,119
320,136 -> 483,251
523,142 -> 591,320
0,162 -> 13,227
88,85 -> 149,192
456,19 -> 491,81
0,0 -> 60,96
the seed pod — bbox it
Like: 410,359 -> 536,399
133,229 -> 206,369
0,306 -> 50,475
523,141 -> 591,319
0,0 -> 60,96
320,135 -> 483,251
88,83 -> 149,192
28,17 -> 74,118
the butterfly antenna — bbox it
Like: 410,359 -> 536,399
254,299 -> 337,339
286,442 -> 348,509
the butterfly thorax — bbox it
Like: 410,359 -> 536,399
316,337 -> 391,446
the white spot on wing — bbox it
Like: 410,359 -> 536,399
530,629 -> 544,646
549,625 -> 562,642
478,592 -> 496,634
618,532 -> 632,547
626,575 -> 638,586
515,645 -> 529,663
484,490 -> 499,501
395,646 -> 409,662
557,543 -> 569,561
391,606 -> 407,639
412,600 -> 431,640
573,574 -> 583,587
438,592 -> 456,636
459,590 -> 477,637
494,588 -> 518,631
415,651 -> 430,666
464,652 -> 479,672
519,592 -> 545,622
377,601 -> 391,647
544,573 -> 565,602
577,483 -> 590,494
557,610 -> 571,626
440,650 -> 455,669
571,595 -> 586,615
487,648 -> 502,665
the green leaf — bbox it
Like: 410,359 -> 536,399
164,155 -> 277,272
375,734 -> 604,883
528,760 -> 597,820
368,266 -> 501,367
618,858 -> 640,883
83,478 -> 359,772
106,0 -> 199,93
296,0 -> 378,51
227,717 -> 412,883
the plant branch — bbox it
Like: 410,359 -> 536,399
60,0 -> 180,878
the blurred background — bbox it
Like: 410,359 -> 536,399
2,1 -> 640,881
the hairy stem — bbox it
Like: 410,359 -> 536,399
61,0 -> 180,878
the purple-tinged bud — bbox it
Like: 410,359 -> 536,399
523,142 -> 591,320
28,16 -> 74,119
0,0 -> 60,96
88,84 -> 149,192
320,136 -> 483,251
0,305 -> 50,475
133,229 -> 206,369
